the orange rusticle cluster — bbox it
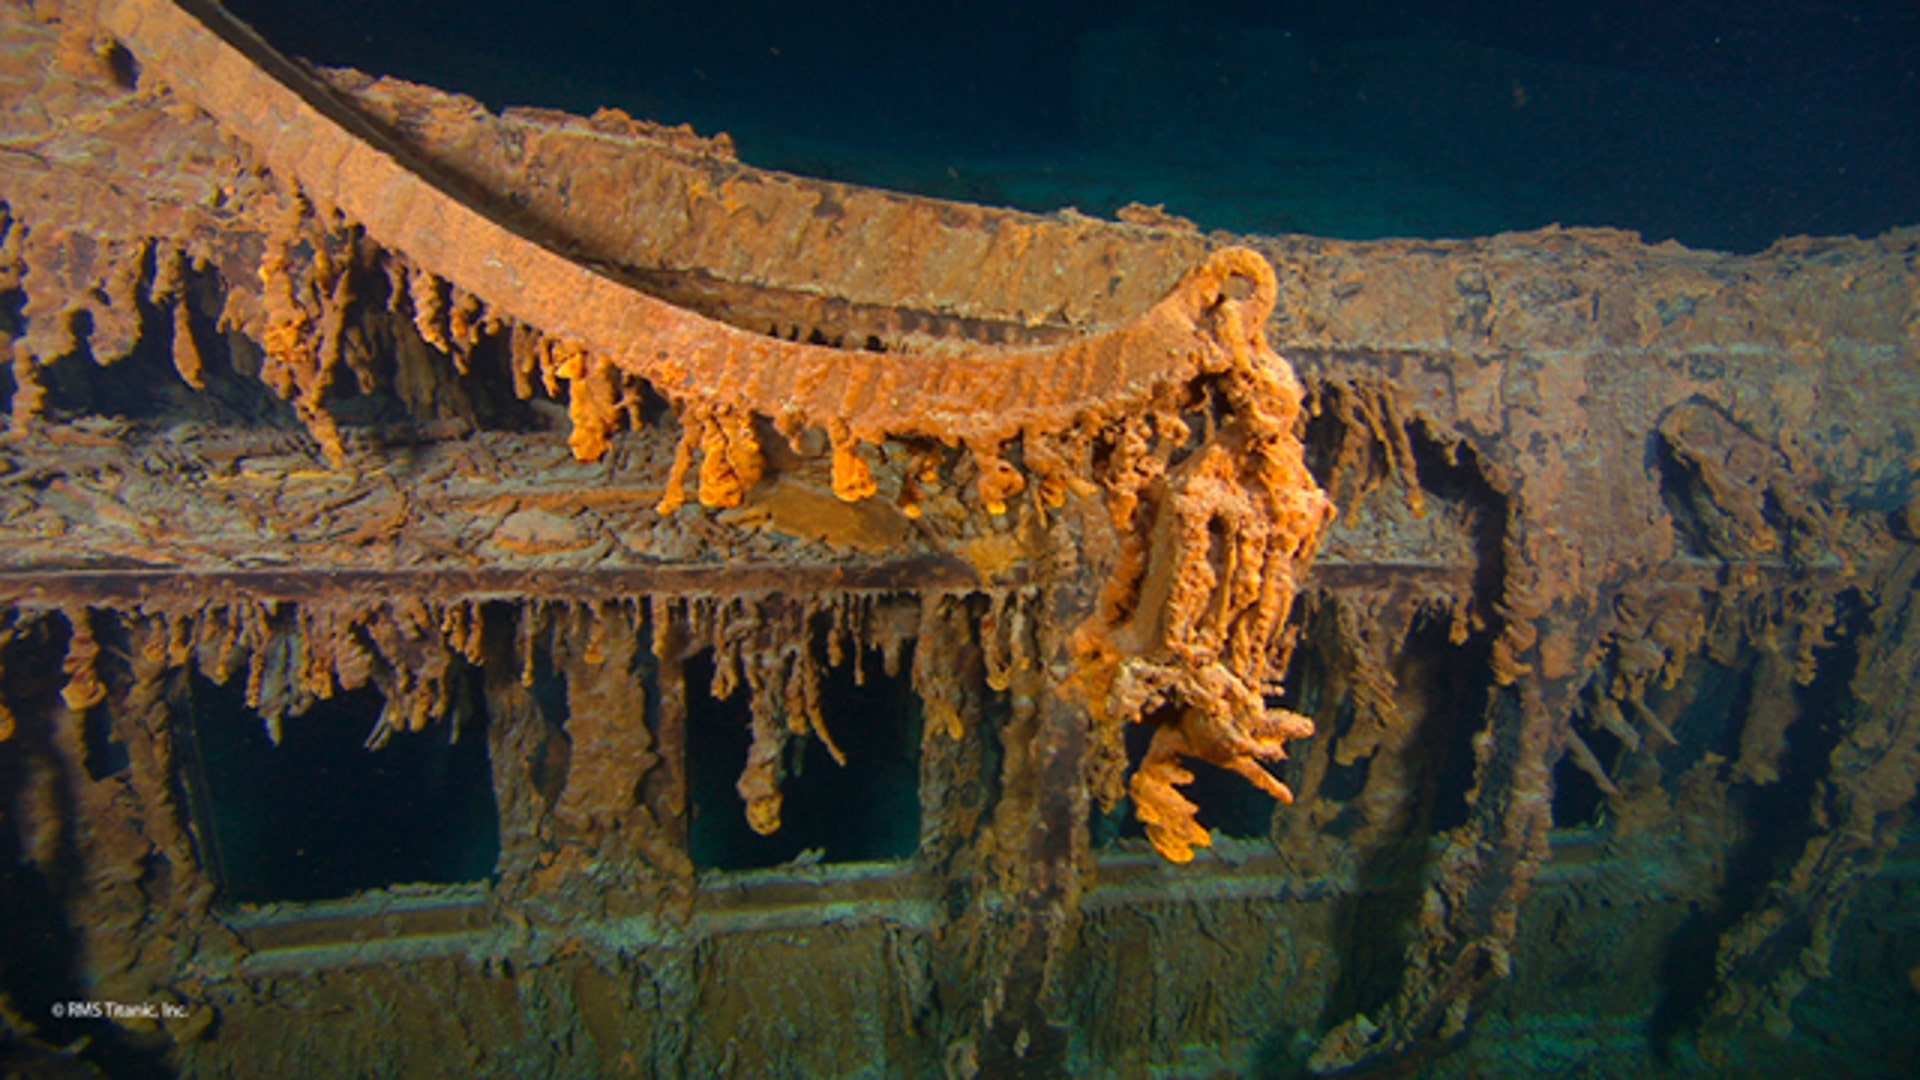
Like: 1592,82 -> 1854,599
50,597 -> 490,750
1129,701 -> 1317,862
604,249 -> 1326,531
657,593 -> 922,837
1073,260 -> 1336,863
79,0 -> 1332,861
524,250 -> 1346,857
592,243 -> 1332,862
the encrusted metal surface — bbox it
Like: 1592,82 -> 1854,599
1,2 -> 1917,1078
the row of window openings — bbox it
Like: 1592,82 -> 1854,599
158,650 -> 1278,906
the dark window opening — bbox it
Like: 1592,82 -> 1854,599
184,672 -> 500,905
40,305 -> 183,422
684,646 -> 921,871
1410,616 -> 1491,834
80,705 -> 130,782
521,646 -> 574,810
1167,758 -> 1283,843
1093,706 -> 1283,851
0,345 -> 15,418
1550,749 -> 1607,829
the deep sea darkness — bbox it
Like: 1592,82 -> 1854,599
221,0 -> 1920,252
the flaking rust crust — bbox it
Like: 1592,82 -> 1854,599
2,2 -> 1918,1077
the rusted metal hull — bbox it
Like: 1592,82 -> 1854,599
1,2 -> 1917,1077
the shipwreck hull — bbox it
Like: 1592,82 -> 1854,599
1,2 -> 1917,1076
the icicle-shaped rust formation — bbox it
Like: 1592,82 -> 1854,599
643,592 -> 932,838
1065,257 -> 1335,861
12,5 -> 1919,1077
50,597 -> 493,749
73,0 -> 1337,862
12,0 -> 1339,872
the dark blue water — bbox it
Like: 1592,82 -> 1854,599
225,0 -> 1920,251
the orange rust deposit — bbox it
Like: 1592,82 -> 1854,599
1,2 -> 1918,1078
